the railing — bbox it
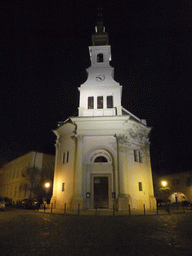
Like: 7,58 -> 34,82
41,203 -> 192,216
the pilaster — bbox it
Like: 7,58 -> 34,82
71,135 -> 84,210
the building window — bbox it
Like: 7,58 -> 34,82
138,151 -> 142,163
88,97 -> 94,109
138,182 -> 143,191
66,151 -> 69,163
97,96 -> 103,109
62,183 -> 65,192
97,53 -> 103,62
134,150 -> 138,162
63,151 -> 69,164
134,150 -> 142,163
107,96 -> 113,108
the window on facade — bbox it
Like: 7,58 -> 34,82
138,151 -> 142,163
138,182 -> 143,191
62,183 -> 65,192
97,53 -> 103,62
107,96 -> 113,108
97,96 -> 103,109
134,150 -> 142,163
66,151 -> 69,163
88,97 -> 94,109
134,150 -> 138,162
94,156 -> 108,162
63,151 -> 69,164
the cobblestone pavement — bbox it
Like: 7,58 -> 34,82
0,208 -> 192,255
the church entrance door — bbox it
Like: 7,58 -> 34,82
94,177 -> 109,209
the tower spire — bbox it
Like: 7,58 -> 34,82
92,7 -> 109,46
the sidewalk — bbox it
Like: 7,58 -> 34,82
38,207 -> 192,216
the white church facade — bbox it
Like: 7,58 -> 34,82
51,15 -> 156,211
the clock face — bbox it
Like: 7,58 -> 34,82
96,74 -> 105,82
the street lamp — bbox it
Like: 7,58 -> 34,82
45,182 -> 50,189
162,181 -> 167,187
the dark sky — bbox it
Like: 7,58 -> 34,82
1,0 -> 192,174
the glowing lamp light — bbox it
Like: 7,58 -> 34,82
45,182 -> 50,188
162,181 -> 167,187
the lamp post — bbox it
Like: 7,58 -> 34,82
43,182 -> 51,205
160,180 -> 170,213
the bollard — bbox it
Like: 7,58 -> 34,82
64,203 -> 66,215
156,203 -> 158,215
113,204 -> 115,216
51,203 -> 53,214
128,204 -> 131,216
183,205 -> 185,213
143,204 -> 145,215
78,203 -> 80,215
44,204 -> 46,213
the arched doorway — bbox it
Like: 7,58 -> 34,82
86,149 -> 114,209
169,192 -> 188,203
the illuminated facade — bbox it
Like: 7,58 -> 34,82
51,14 -> 156,211
1,152 -> 54,204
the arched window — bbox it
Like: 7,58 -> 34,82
97,53 -> 103,62
94,156 -> 108,162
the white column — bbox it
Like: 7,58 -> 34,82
51,138 -> 60,208
71,135 -> 84,209
75,135 -> 84,196
116,135 -> 126,195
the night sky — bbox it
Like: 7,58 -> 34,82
1,1 -> 192,175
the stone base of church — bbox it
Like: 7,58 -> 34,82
149,195 -> 157,210
117,194 -> 131,211
71,195 -> 84,210
50,196 -> 57,209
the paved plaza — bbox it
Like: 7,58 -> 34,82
0,208 -> 192,255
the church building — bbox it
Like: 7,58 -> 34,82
51,14 -> 156,211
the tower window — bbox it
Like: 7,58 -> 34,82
138,182 -> 143,191
63,151 -> 69,164
134,150 -> 138,162
134,150 -> 142,163
107,96 -> 113,108
97,53 -> 103,62
88,97 -> 94,109
97,96 -> 103,109
62,183 -> 65,191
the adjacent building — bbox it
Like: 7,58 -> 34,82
1,152 -> 55,204
153,171 -> 192,204
51,14 -> 156,211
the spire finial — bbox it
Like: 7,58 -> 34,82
95,7 -> 104,33
92,7 -> 108,46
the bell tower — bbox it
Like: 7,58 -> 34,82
78,8 -> 123,117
